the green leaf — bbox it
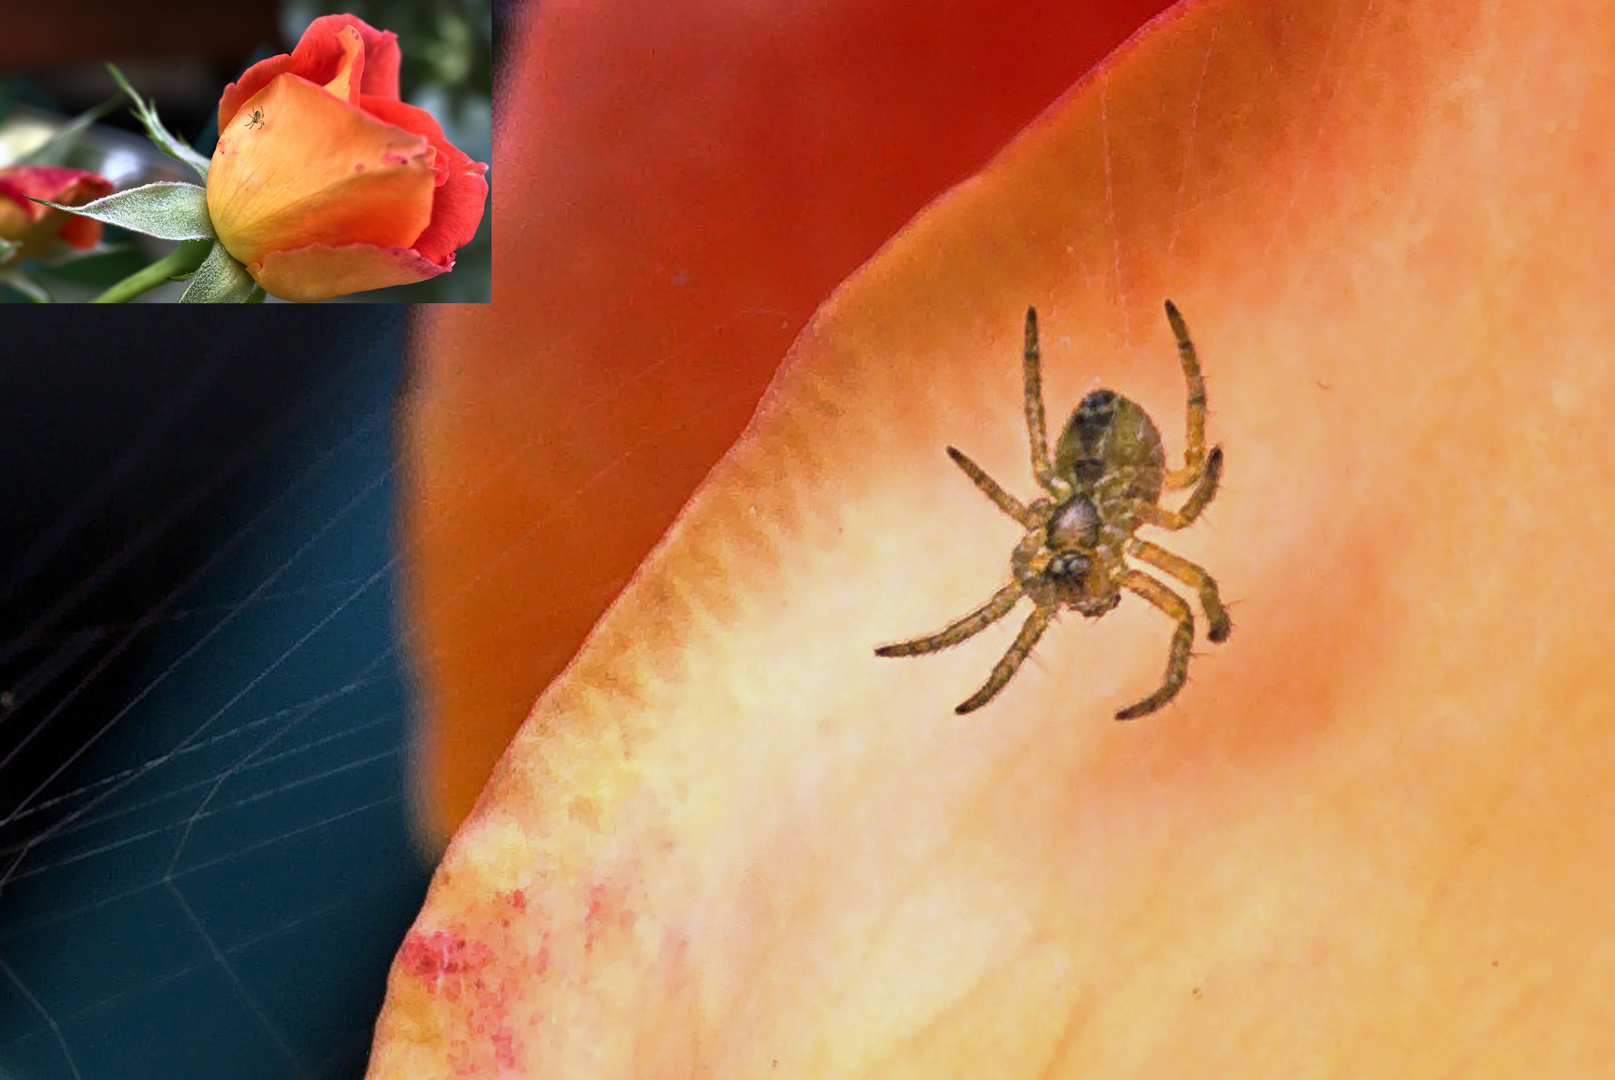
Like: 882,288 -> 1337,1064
0,236 -> 19,266
29,182 -> 214,241
106,63 -> 211,183
17,91 -> 126,167
179,240 -> 256,303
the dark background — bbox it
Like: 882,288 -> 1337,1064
0,307 -> 435,1080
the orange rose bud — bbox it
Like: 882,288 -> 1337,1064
206,14 -> 489,302
0,165 -> 115,260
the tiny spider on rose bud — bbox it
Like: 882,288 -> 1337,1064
875,301 -> 1230,720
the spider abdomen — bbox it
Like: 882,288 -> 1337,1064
1053,390 -> 1166,506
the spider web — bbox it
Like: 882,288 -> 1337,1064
0,308 -> 430,1080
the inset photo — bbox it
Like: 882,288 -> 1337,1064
1,1 -> 492,303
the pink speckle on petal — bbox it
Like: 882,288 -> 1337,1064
383,152 -> 408,165
398,929 -> 495,998
492,1030 -> 519,1070
584,881 -> 636,953
354,162 -> 365,171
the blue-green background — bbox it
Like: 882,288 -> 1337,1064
0,307 -> 432,1080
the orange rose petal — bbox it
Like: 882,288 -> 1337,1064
217,12 -> 401,129
361,96 -> 489,265
208,73 -> 435,267
249,241 -> 450,302
0,196 -> 33,246
321,25 -> 366,108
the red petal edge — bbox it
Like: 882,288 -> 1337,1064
360,95 -> 489,266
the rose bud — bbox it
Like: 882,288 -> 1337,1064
206,13 -> 489,302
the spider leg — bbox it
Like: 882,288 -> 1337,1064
1127,537 -> 1231,642
1114,569 -> 1195,720
1021,307 -> 1061,494
946,447 -> 1037,527
1138,444 -> 1222,530
876,582 -> 1023,659
956,602 -> 1056,715
1161,300 -> 1210,490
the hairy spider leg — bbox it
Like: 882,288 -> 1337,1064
946,447 -> 1038,527
956,604 -> 1057,715
1127,537 -> 1231,642
1139,445 -> 1223,530
1162,299 -> 1211,489
875,581 -> 1023,658
1115,569 -> 1195,720
1021,307 -> 1068,498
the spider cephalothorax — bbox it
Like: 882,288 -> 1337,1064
876,302 -> 1230,719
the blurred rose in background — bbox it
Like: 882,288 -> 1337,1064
0,164 -> 113,259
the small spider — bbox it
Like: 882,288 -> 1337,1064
875,301 -> 1230,719
245,109 -> 265,129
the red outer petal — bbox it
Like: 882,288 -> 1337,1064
0,165 -> 114,207
0,180 -> 34,216
249,241 -> 452,302
360,96 -> 489,265
58,214 -> 103,249
217,13 -> 401,129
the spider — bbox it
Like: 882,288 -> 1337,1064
875,301 -> 1230,720
245,109 -> 265,129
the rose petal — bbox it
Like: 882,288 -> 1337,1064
0,165 -> 114,208
57,214 -> 102,250
0,193 -> 34,247
249,241 -> 451,302
361,96 -> 490,266
321,25 -> 366,108
208,73 -> 435,267
217,12 -> 401,129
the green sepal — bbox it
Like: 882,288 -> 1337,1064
29,182 -> 214,242
0,236 -> 19,265
106,63 -> 211,183
178,240 -> 257,303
